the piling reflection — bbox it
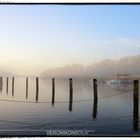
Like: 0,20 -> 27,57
133,80 -> 139,132
36,77 -> 39,102
92,79 -> 98,120
6,77 -> 8,94
52,78 -> 55,106
69,78 -> 73,112
26,77 -> 28,99
0,77 -> 3,92
12,77 -> 14,97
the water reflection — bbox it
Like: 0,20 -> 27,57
116,83 -> 132,92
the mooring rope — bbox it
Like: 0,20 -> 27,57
0,91 -> 130,104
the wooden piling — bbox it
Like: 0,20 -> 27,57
0,77 -> 2,84
0,77 -> 3,91
26,77 -> 28,99
6,77 -> 8,94
133,80 -> 139,131
52,78 -> 55,106
36,77 -> 39,102
12,77 -> 14,96
69,78 -> 73,111
93,79 -> 98,119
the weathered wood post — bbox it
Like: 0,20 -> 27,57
69,78 -> 73,111
93,79 -> 98,119
26,77 -> 28,99
6,77 -> 8,94
52,78 -> 55,106
133,80 -> 139,131
12,77 -> 14,96
36,77 -> 39,102
0,77 -> 3,91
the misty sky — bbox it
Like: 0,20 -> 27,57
0,5 -> 140,75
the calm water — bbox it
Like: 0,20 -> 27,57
0,77 -> 139,136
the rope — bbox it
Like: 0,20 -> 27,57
0,91 -> 130,104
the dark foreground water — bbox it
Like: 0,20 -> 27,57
0,77 -> 139,136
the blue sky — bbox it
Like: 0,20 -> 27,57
0,5 -> 140,75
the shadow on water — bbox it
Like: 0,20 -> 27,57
133,80 -> 139,132
92,79 -> 98,120
52,78 -> 55,106
69,78 -> 73,112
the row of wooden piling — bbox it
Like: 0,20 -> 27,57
0,77 -> 97,111
0,77 -> 14,95
19,78 -> 140,132
0,77 -> 138,131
